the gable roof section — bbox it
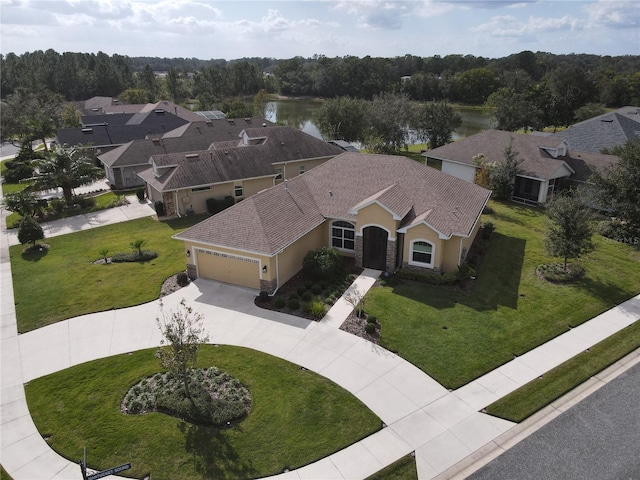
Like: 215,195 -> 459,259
175,179 -> 325,255
427,130 -> 574,180
138,146 -> 276,192
242,126 -> 344,162
348,184 -> 413,220
176,153 -> 492,255
561,150 -> 619,182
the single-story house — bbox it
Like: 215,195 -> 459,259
137,125 -> 344,217
547,106 -> 640,154
174,153 -> 491,293
426,130 -> 618,205
98,118 -> 272,189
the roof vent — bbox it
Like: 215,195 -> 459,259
244,118 -> 251,122
262,122 -> 267,127
227,119 -> 235,124
185,153 -> 199,159
81,128 -> 93,133
155,109 -> 165,114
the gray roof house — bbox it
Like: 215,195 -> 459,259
137,125 -> 344,217
546,106 -> 640,153
426,129 -> 618,205
98,118 -> 273,189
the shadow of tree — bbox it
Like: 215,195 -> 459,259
20,244 -> 49,261
570,275 -> 638,324
179,421 -> 256,479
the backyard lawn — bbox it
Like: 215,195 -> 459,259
25,345 -> 380,480
10,216 -> 198,332
366,201 -> 640,389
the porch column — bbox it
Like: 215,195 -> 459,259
386,238 -> 397,273
354,235 -> 363,269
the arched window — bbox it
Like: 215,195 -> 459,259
410,240 -> 434,267
331,221 -> 355,251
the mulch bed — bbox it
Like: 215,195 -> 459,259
339,312 -> 380,344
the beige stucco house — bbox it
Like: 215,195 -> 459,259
137,125 -> 344,217
174,153 -> 491,293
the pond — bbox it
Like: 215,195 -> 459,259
265,99 -> 494,142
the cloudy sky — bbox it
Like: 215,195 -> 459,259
1,0 -> 638,60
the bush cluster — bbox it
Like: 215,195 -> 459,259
176,272 -> 190,287
3,160 -> 34,183
394,264 -> 475,285
122,368 -> 252,426
537,263 -> 586,283
111,250 -> 158,262
206,196 -> 235,215
598,220 -> 639,244
302,247 -> 344,281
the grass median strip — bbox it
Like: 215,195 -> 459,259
485,320 -> 640,423
366,455 -> 418,480
25,345 -> 380,480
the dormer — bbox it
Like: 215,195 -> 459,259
240,129 -> 267,146
540,140 -> 568,158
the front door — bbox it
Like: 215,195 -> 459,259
362,226 -> 388,271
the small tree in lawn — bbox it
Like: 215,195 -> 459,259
130,239 -> 147,256
544,193 -> 595,272
156,299 -> 209,400
17,216 -> 44,248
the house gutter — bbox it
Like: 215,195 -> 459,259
174,191 -> 181,218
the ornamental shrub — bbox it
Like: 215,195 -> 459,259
274,297 -> 286,308
176,272 -> 190,287
136,188 -> 145,201
301,291 -> 313,302
288,293 -> 298,301
297,285 -> 307,296
259,291 -> 269,302
288,298 -> 300,310
303,246 -> 344,281
311,284 -> 323,295
111,250 -> 158,262
154,201 -> 165,216
367,315 -> 377,324
364,323 -> 376,334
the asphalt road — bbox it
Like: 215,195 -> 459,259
469,362 -> 640,480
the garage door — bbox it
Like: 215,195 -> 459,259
195,248 -> 261,290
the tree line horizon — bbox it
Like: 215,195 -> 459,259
2,49 -> 639,110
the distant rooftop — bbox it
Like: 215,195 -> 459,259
195,111 -> 227,120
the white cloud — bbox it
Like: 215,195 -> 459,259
583,0 -> 639,29
471,13 -> 582,39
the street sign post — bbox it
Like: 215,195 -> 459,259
78,448 -> 131,480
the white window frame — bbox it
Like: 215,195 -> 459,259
409,239 -> 434,268
234,185 -> 244,197
299,165 -> 305,174
330,220 -> 355,251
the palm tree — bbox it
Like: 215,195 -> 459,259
29,146 -> 103,207
2,190 -> 39,218
130,239 -> 147,256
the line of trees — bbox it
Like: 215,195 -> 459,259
2,50 -> 639,110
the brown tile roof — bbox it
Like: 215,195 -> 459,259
176,153 -> 491,255
562,150 -> 619,182
427,129 -> 573,180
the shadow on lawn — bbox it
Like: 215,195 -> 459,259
570,275 -> 638,324
179,421 -> 256,479
391,233 -> 526,312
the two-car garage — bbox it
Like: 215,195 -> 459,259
193,247 -> 263,290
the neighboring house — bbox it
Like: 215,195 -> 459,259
98,118 -> 272,189
547,106 -> 640,153
71,96 -> 125,116
426,130 -> 618,205
56,101 -> 210,154
174,153 -> 491,293
138,125 -> 344,217
328,140 -> 360,152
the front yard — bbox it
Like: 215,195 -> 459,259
10,216 -> 198,332
366,201 -> 640,389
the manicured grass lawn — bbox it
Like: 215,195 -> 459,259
10,217 -> 198,332
366,201 -> 640,388
25,345 -> 380,480
485,320 -> 640,422
366,455 -> 417,480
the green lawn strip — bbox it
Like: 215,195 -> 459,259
365,455 -> 417,480
366,201 -> 640,388
10,217 -> 200,332
25,345 -> 380,480
1,464 -> 15,480
485,320 -> 640,423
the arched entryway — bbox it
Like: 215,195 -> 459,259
362,226 -> 388,270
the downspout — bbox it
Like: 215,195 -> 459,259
269,251 -> 282,296
174,191 -> 181,218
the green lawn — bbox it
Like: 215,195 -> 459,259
25,345 -> 380,480
486,320 -> 640,422
367,201 -> 640,388
366,455 -> 417,480
10,216 -> 199,332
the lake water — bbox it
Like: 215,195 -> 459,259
265,100 -> 493,143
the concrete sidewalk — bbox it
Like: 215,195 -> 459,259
5,195 -> 156,246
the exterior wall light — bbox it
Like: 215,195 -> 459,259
262,265 -> 267,273
186,250 -> 190,258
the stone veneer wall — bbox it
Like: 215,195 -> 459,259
186,263 -> 197,280
163,192 -> 176,217
354,236 -> 364,269
386,238 -> 397,273
260,278 -> 279,294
